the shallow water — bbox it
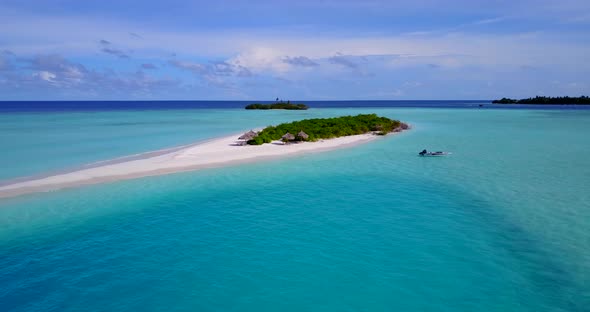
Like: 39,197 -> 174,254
0,107 -> 589,311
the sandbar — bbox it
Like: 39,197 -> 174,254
0,132 -> 387,199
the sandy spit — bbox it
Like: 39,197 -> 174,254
0,132 -> 386,199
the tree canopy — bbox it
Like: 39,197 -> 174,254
245,102 -> 308,110
247,114 -> 406,145
492,96 -> 590,104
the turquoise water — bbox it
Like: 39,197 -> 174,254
1,108 -> 589,311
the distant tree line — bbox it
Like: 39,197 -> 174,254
245,101 -> 309,110
247,114 -> 408,145
492,96 -> 590,104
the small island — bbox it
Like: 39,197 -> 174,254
245,101 -> 308,110
243,114 -> 409,145
0,114 -> 409,198
492,96 -> 590,105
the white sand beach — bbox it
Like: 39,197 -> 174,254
0,132 -> 383,199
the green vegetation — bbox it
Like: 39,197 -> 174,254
492,96 -> 590,104
247,114 -> 407,145
245,102 -> 308,110
492,98 -> 518,104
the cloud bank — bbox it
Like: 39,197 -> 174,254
0,0 -> 589,100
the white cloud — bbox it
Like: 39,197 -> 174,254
0,53 -> 182,99
168,60 -> 207,74
472,17 -> 507,25
2,8 -> 589,73
35,71 -> 56,82
1,4 -> 590,100
228,47 -> 291,73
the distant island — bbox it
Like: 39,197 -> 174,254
492,96 -> 590,105
245,101 -> 308,110
245,114 -> 409,145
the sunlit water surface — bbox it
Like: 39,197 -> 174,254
1,107 -> 589,311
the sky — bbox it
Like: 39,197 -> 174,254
1,0 -> 589,100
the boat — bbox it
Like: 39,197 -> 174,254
418,149 -> 449,157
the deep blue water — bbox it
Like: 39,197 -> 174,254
1,100 -> 589,113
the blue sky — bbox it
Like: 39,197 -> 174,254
1,0 -> 589,100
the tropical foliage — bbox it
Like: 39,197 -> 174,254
492,96 -> 590,104
247,114 -> 405,145
245,102 -> 309,110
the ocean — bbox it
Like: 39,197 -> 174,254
0,101 -> 589,311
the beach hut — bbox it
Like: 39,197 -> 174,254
297,130 -> 309,141
238,133 -> 252,140
281,132 -> 295,143
239,130 -> 258,140
237,130 -> 258,145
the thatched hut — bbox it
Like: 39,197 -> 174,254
236,130 -> 258,145
392,123 -> 410,133
297,130 -> 309,141
238,130 -> 258,140
281,132 -> 295,143
238,133 -> 252,140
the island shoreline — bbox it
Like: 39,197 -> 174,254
0,131 -> 403,199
